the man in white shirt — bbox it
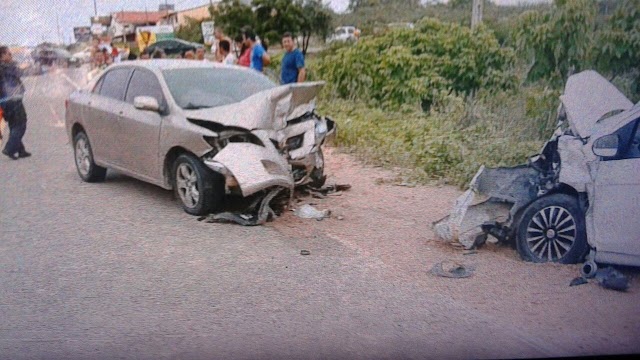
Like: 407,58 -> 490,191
219,40 -> 235,65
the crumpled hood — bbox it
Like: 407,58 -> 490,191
184,81 -> 325,131
560,70 -> 633,138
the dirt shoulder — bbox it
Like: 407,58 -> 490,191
270,147 -> 640,356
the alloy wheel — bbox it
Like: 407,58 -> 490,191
525,205 -> 577,261
75,137 -> 91,177
176,163 -> 200,209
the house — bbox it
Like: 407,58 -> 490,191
159,3 -> 217,29
109,9 -> 170,43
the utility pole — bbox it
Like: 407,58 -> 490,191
93,0 -> 98,16
471,0 -> 483,29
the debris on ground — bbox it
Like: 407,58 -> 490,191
304,183 -> 352,199
595,267 -> 629,292
294,204 -> 331,220
200,187 -> 288,226
300,250 -> 311,256
430,260 -> 475,278
463,250 -> 478,256
570,277 -> 589,287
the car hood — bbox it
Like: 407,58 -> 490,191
559,70 -> 633,138
184,82 -> 325,131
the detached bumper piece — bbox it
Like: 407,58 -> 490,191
199,187 -> 290,226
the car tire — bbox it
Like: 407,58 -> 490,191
73,131 -> 107,182
516,194 -> 588,264
172,154 -> 224,216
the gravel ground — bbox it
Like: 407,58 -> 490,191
272,147 -> 640,356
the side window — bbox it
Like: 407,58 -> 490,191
92,76 -> 104,94
624,119 -> 640,159
125,69 -> 166,110
99,68 -> 131,101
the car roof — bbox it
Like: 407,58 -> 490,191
108,59 -> 253,72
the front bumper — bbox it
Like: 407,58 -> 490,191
204,142 -> 294,197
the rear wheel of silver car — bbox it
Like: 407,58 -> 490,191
73,131 -> 107,182
516,194 -> 588,264
172,154 -> 224,216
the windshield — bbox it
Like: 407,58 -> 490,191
162,67 -> 276,110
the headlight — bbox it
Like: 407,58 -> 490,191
204,131 -> 264,152
315,120 -> 328,140
285,134 -> 304,150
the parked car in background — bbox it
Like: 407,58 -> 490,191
327,26 -> 359,43
71,48 -> 92,65
31,46 -> 75,72
143,39 -> 204,57
65,60 -> 335,216
10,47 -> 37,76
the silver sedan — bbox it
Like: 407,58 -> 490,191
65,60 -> 335,215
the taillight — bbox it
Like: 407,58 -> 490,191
64,99 -> 69,109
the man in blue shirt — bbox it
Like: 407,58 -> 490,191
0,46 -> 30,160
280,32 -> 306,85
243,28 -> 270,73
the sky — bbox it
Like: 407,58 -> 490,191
0,0 -> 550,46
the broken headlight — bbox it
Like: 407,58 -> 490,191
315,120 -> 328,141
285,134 -> 304,151
204,131 -> 264,154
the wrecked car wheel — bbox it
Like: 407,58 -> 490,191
516,194 -> 588,264
73,131 -> 107,182
173,154 -> 224,216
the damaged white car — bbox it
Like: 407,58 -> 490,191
65,60 -> 335,217
435,70 -> 640,272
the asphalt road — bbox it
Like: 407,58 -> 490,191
0,68 -> 632,359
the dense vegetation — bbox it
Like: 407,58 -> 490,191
302,0 -> 640,186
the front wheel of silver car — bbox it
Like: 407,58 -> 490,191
73,131 -> 107,183
516,194 -> 588,264
172,154 -> 224,216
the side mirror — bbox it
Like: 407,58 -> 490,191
593,134 -> 620,158
133,96 -> 160,112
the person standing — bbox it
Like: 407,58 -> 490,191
280,32 -> 306,84
243,28 -> 270,73
213,29 -> 231,63
219,40 -> 235,65
235,34 -> 250,67
195,47 -> 206,61
0,46 -> 30,160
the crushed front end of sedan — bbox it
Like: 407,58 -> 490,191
434,70 -> 640,267
181,81 -> 336,223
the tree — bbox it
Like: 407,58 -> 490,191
299,0 -> 332,54
595,0 -> 640,79
515,0 -> 596,85
253,0 -> 305,47
348,0 -> 420,11
175,17 -> 206,44
211,0 -> 257,38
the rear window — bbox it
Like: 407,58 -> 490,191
161,67 -> 275,110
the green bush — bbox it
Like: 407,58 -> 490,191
318,88 -> 546,187
314,18 -> 516,111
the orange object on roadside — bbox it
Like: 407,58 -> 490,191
0,106 -> 4,120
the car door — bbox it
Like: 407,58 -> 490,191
592,118 -> 640,258
85,67 -> 132,166
119,68 -> 166,181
